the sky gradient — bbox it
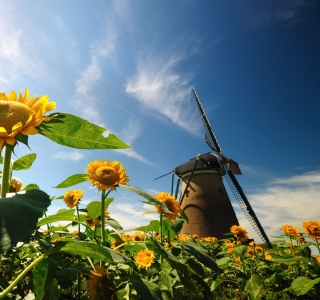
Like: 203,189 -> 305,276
1,0 -> 320,243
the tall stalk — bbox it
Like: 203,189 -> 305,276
1,146 -> 12,198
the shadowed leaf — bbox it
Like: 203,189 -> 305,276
0,190 -> 51,253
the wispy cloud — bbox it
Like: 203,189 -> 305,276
236,170 -> 320,243
54,151 -> 84,161
73,25 -> 117,124
115,118 -> 155,165
126,54 -> 200,134
0,2 -> 54,86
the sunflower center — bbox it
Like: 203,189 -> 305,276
0,101 -> 34,133
94,166 -> 119,185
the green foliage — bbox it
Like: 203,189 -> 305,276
38,113 -> 130,149
0,190 -> 51,253
54,173 -> 87,188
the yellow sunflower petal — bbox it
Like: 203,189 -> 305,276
21,126 -> 38,135
6,137 -> 16,145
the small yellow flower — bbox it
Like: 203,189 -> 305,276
255,246 -> 263,253
63,190 -> 84,208
192,234 -> 198,240
264,251 -> 274,260
303,220 -> 320,239
86,159 -> 129,191
246,247 -> 254,255
87,265 -> 114,300
179,234 -> 191,242
249,241 -> 256,247
281,224 -> 300,237
8,179 -> 23,193
230,225 -> 248,243
155,192 -> 180,221
134,249 -> 155,269
0,88 -> 56,151
228,247 -> 235,254
201,237 -> 218,243
132,232 -> 145,241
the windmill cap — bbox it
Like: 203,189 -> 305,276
175,153 -> 222,176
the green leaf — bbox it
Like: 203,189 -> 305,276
106,218 -> 123,230
129,275 -> 163,300
24,183 -> 40,190
234,245 -> 248,258
12,153 -> 37,171
87,201 -> 102,219
245,274 -> 263,299
37,209 -> 75,227
32,257 -> 60,300
291,276 -> 320,296
38,113 -> 130,149
181,241 -> 221,273
54,173 -> 87,188
0,190 -> 51,253
119,184 -> 168,212
48,241 -> 130,263
135,220 -> 160,233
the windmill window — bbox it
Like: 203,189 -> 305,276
204,210 -> 212,219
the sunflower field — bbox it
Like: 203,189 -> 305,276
0,89 -> 320,299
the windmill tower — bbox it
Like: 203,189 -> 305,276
175,89 -> 271,247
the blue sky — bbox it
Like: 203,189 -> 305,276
1,0 -> 320,243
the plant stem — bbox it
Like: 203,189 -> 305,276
159,213 -> 163,246
101,189 -> 111,246
0,254 -> 46,299
101,190 -> 106,246
76,205 -> 81,234
1,146 -> 12,198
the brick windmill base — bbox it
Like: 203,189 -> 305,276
175,154 -> 239,239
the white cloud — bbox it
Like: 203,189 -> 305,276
235,170 -> 320,244
109,202 -> 155,230
114,118 -> 155,165
0,2 -> 58,87
73,26 -> 117,123
126,54 -> 200,134
54,151 -> 84,161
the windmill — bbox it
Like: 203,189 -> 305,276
174,88 -> 271,247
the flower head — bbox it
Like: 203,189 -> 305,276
87,265 -> 114,300
0,89 -> 56,150
8,179 -> 23,193
134,248 -> 155,269
230,225 -> 248,243
155,192 -> 180,221
303,220 -> 320,239
281,224 -> 300,237
63,190 -> 84,208
86,159 -> 129,191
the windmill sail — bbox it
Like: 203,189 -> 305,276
193,88 -> 222,154
225,170 -> 272,248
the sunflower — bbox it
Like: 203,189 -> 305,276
86,159 -> 129,191
132,232 -> 145,241
155,192 -> 180,221
63,190 -> 84,208
302,220 -> 320,239
281,224 -> 300,237
8,179 -> 23,193
0,88 -> 56,151
87,265 -> 114,300
230,225 -> 249,243
134,248 -> 155,269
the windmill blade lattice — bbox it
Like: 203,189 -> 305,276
225,170 -> 272,248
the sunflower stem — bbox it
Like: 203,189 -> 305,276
159,213 -> 163,246
1,146 -> 12,198
0,253 -> 46,299
101,189 -> 111,246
